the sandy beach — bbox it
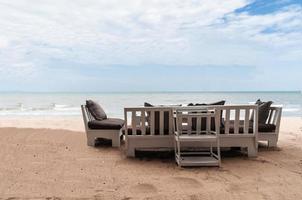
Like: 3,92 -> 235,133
0,117 -> 301,199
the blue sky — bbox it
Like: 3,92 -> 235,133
0,0 -> 301,92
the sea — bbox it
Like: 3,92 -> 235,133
0,92 -> 301,118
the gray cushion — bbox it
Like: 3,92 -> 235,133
86,100 -> 107,120
187,100 -> 226,131
250,99 -> 273,124
221,120 -> 276,133
88,118 -> 124,130
258,123 -> 276,132
123,127 -> 171,135
258,101 -> 273,124
195,100 -> 226,106
250,99 -> 263,121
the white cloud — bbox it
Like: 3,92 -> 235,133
220,5 -> 302,45
0,0 -> 301,89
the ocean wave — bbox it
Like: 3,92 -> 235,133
0,101 -> 301,117
282,104 -> 301,112
53,104 -> 79,111
283,108 -> 301,112
0,103 -> 80,112
0,103 -> 24,111
0,111 -> 81,116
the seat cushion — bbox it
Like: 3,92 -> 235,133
123,127 -> 170,135
258,123 -> 276,132
88,118 -> 124,130
86,100 -> 107,120
221,120 -> 276,133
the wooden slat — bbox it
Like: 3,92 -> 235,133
275,107 -> 282,133
196,116 -> 201,135
131,111 -> 137,135
253,107 -> 259,137
206,115 -> 211,133
273,109 -> 279,124
234,109 -> 240,134
215,110 -> 221,136
141,110 -> 146,135
159,110 -> 164,135
169,110 -> 173,135
244,109 -> 250,134
225,109 -> 230,134
124,109 -> 128,135
150,111 -> 155,135
85,107 -> 93,121
178,114 -> 183,135
267,109 -> 273,124
272,110 -> 277,124
187,116 -> 192,135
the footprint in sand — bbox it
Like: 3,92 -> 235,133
130,183 -> 158,193
171,177 -> 202,187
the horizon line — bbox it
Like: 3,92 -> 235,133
0,90 -> 301,94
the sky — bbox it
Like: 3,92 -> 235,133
0,0 -> 301,92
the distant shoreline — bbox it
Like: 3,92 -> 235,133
0,90 -> 301,94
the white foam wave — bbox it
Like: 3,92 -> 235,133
0,103 -> 80,116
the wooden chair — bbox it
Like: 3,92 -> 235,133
174,108 -> 221,167
81,105 -> 123,147
258,105 -> 282,147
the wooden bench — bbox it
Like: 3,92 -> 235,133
124,104 -> 282,158
258,105 -> 282,147
124,107 -> 174,156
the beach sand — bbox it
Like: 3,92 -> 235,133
0,117 -> 301,199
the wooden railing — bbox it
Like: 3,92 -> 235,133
81,105 -> 95,132
124,105 -> 259,136
124,107 -> 174,136
174,108 -> 219,135
267,106 -> 282,125
176,105 -> 258,135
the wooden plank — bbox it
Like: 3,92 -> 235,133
169,111 -> 173,135
196,116 -> 201,135
215,109 -> 221,136
178,114 -> 183,135
131,111 -> 137,135
141,110 -> 146,135
124,109 -> 128,135
225,109 -> 230,134
244,109 -> 250,134
267,109 -> 273,124
187,116 -> 192,135
206,114 -> 211,133
86,107 -> 93,121
273,109 -> 279,125
150,111 -> 155,135
254,107 -> 259,139
275,107 -> 282,133
234,109 -> 240,134
159,110 -> 164,135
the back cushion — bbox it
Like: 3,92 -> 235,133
250,99 -> 273,124
195,100 -> 226,106
86,100 -> 107,121
258,101 -> 273,124
190,100 -> 226,132
250,99 -> 262,121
